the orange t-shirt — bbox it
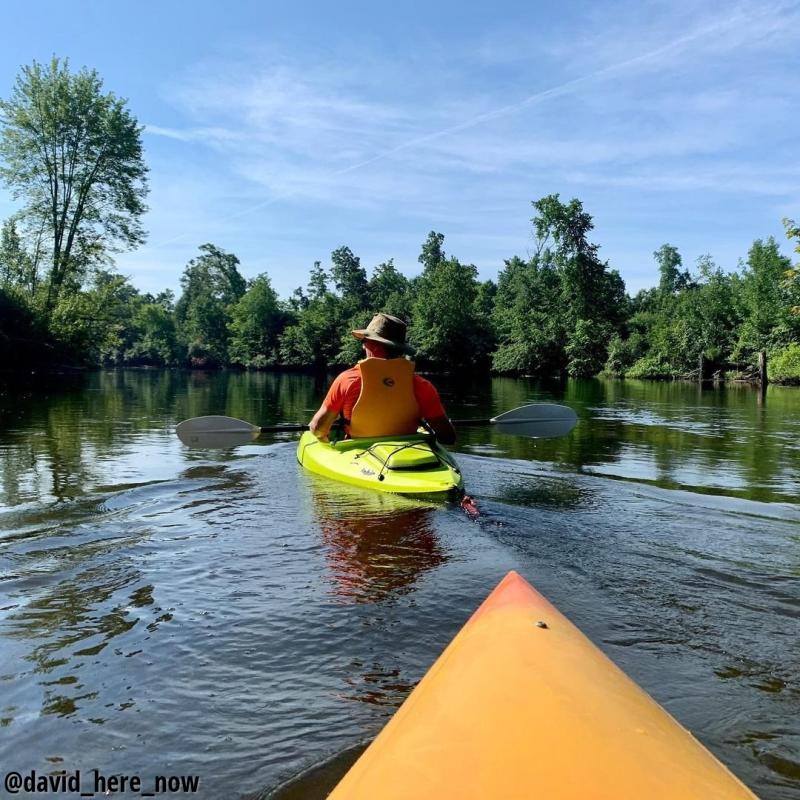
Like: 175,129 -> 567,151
323,366 -> 446,422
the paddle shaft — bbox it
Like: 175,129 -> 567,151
259,417 -> 551,432
176,403 -> 577,445
257,423 -> 309,433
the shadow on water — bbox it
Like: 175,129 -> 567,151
255,743 -> 366,800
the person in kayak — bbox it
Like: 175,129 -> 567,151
308,313 -> 457,444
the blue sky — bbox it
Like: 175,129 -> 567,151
0,0 -> 797,298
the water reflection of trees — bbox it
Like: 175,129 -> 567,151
0,370 -> 323,507
1,371 -> 798,509
440,375 -> 799,502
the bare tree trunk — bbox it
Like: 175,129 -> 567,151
758,351 -> 768,393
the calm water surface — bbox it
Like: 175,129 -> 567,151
0,371 -> 798,799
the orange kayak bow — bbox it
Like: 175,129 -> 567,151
330,571 -> 756,799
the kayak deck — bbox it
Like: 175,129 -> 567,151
296,431 -> 463,497
329,571 -> 757,799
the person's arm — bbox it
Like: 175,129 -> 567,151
309,405 -> 339,441
425,414 -> 457,445
309,372 -> 349,440
415,377 -> 457,445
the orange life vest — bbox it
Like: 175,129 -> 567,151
349,358 -> 421,438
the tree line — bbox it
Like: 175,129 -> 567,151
1,58 -> 799,382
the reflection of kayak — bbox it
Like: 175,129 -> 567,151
329,571 -> 757,800
304,472 -> 448,605
296,431 -> 464,497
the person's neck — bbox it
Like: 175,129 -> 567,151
363,343 -> 388,358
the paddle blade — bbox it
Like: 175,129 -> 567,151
490,403 -> 577,439
176,415 -> 260,448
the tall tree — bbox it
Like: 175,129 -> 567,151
368,259 -> 411,318
306,261 -> 328,300
330,246 -> 368,309
411,235 -> 492,369
735,238 -> 795,357
784,218 -> 800,313
654,244 -> 690,296
492,255 -> 566,375
0,57 -> 148,313
532,194 -> 625,328
0,218 -> 30,288
229,274 -> 287,367
497,195 -> 627,376
174,244 -> 246,366
418,231 -> 446,272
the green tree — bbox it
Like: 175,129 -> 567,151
654,244 -> 690,296
368,259 -> 411,318
174,244 -> 246,366
126,298 -> 178,365
734,238 -> 796,360
492,256 -> 565,375
330,246 -> 369,309
566,319 -> 612,377
88,269 -> 142,364
0,218 -> 32,289
0,58 -> 148,314
532,195 -> 625,329
784,218 -> 800,313
410,235 -> 491,369
229,274 -> 286,367
418,231 -> 445,272
279,292 -> 342,368
306,261 -> 328,300
493,196 -> 625,377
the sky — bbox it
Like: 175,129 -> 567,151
0,0 -> 798,298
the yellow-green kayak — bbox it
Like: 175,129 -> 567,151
296,431 -> 463,497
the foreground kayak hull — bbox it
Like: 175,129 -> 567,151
296,431 -> 464,497
329,571 -> 757,800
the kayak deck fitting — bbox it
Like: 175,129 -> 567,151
329,571 -> 757,800
296,431 -> 464,498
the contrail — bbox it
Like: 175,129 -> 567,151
149,4 -> 782,249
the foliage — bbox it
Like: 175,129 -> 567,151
0,286 -> 52,366
626,354 -> 676,380
492,256 -> 565,375
733,238 -> 797,362
228,275 -> 286,367
279,291 -> 342,368
0,57 -> 148,314
330,246 -> 369,311
2,127 -> 799,387
126,298 -> 178,366
783,218 -> 800,312
768,343 -> 800,384
566,319 -> 613,378
654,244 -> 691,297
368,259 -> 411,319
410,234 -> 493,369
491,196 -> 625,376
0,218 -> 35,291
174,244 -> 246,367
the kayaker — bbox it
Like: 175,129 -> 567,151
308,313 -> 457,444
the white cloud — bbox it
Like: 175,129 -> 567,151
117,0 -> 800,295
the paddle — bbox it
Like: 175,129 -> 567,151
176,403 -> 577,448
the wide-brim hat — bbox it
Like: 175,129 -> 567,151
352,313 -> 413,352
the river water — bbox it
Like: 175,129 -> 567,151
0,371 -> 798,799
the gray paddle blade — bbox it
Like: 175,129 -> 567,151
490,403 -> 578,439
176,415 -> 260,448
